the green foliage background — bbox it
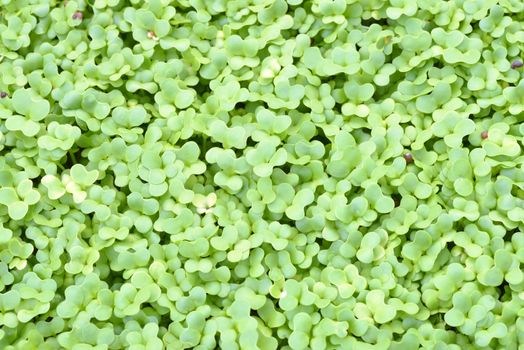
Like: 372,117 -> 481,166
0,0 -> 523,349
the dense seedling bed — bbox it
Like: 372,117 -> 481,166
0,0 -> 524,349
